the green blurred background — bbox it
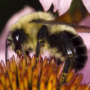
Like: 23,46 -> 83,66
0,0 -> 89,35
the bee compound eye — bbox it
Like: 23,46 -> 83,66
16,35 -> 19,41
12,29 -> 23,43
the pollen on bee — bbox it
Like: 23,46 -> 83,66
0,55 -> 90,90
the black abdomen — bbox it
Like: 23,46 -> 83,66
65,31 -> 87,70
48,31 -> 87,70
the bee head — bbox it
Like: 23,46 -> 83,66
12,29 -> 28,53
12,29 -> 23,52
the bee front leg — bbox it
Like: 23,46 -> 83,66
59,32 -> 74,87
21,45 -> 27,64
33,25 -> 48,69
32,40 -> 42,69
35,25 -> 49,63
16,45 -> 27,65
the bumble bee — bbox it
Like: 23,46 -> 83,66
6,11 -> 88,85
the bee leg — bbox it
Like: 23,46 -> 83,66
36,25 -> 48,61
32,25 -> 48,69
20,45 -> 27,65
5,39 -> 13,64
60,32 -> 74,87
31,41 -> 40,70
36,40 -> 42,62
32,25 -> 49,69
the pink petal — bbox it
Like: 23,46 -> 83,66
79,15 -> 90,26
56,0 -> 72,16
53,0 -> 60,12
82,0 -> 90,13
79,16 -> 90,83
78,33 -> 90,84
0,49 -> 17,64
39,0 -> 53,11
39,0 -> 72,16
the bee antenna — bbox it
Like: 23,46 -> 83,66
5,39 -> 13,64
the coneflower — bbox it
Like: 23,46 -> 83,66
0,55 -> 90,90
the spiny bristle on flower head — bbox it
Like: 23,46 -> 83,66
0,55 -> 90,90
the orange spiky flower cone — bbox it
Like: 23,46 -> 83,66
0,55 -> 90,90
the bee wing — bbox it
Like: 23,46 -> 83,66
32,20 -> 90,33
